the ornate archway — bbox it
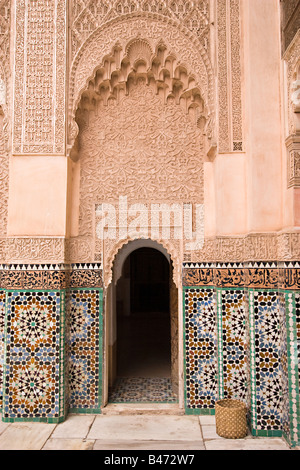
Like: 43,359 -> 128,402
67,14 -> 214,411
67,24 -> 213,269
105,238 -> 180,407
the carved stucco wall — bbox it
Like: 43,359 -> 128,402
70,0 -> 211,60
68,12 -> 214,152
281,0 -> 300,54
67,11 -> 214,284
0,0 -> 11,239
0,0 -> 299,266
217,0 -> 243,153
284,30 -> 300,189
13,0 -> 66,155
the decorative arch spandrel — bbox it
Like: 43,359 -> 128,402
68,13 -> 215,154
105,236 -> 182,289
67,15 -> 214,271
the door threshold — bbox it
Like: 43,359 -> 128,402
102,403 -> 184,416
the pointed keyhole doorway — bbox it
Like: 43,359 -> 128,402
107,242 -> 179,405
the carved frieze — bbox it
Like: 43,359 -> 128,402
3,238 -> 66,264
70,0 -> 210,60
1,264 -> 68,290
182,266 -> 215,287
69,264 -> 103,288
288,148 -> 300,188
277,231 -> 300,261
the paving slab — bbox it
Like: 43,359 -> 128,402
0,421 -> 10,436
205,437 -> 291,451
51,414 -> 96,439
88,415 -> 202,442
201,424 -> 222,440
202,424 -> 252,441
43,438 -> 95,450
93,439 -> 205,450
198,415 -> 216,426
0,422 -> 57,450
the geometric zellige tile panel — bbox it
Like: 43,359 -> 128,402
3,291 -> 64,421
69,289 -> 102,412
184,288 -> 217,412
220,289 -> 247,402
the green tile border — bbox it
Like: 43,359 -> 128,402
284,290 -> 300,447
251,429 -> 283,438
248,289 -> 257,432
216,289 -> 224,400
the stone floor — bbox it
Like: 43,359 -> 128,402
0,413 -> 297,451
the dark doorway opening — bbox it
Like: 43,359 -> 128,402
130,247 -> 170,314
109,247 -> 177,403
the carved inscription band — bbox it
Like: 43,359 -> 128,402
183,263 -> 300,290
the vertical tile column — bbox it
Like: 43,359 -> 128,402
215,263 -> 247,403
182,264 -> 217,414
0,287 -> 5,409
284,291 -> 300,446
248,289 -> 283,435
2,265 -> 68,422
279,263 -> 300,447
216,288 -> 248,402
68,264 -> 103,413
246,263 -> 282,435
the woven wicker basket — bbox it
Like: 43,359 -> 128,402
215,399 -> 247,439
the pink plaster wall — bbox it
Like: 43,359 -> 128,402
204,161 -> 216,237
294,189 -> 300,227
241,0 -> 283,232
214,153 -> 247,236
7,156 -> 68,237
6,0 -> 296,244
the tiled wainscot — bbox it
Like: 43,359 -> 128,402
182,262 -> 300,447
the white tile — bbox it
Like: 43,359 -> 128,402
0,421 -> 10,436
205,437 -> 290,451
199,415 -> 216,426
51,414 -> 96,439
43,438 -> 95,450
0,422 -> 57,450
94,440 -> 205,450
88,415 -> 202,442
201,425 -> 220,440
